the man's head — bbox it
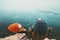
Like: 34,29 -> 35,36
36,18 -> 42,22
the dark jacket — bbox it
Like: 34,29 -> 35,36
33,20 -> 48,36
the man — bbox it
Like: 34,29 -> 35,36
33,18 -> 48,40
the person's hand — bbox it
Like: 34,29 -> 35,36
17,33 -> 30,40
17,33 -> 26,39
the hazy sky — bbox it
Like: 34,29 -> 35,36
0,0 -> 60,11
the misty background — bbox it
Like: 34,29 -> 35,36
0,0 -> 60,40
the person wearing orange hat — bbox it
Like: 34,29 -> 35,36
8,23 -> 26,33
8,23 -> 30,40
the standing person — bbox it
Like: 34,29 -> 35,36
33,18 -> 48,40
8,23 -> 30,40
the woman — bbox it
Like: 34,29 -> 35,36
8,23 -> 30,40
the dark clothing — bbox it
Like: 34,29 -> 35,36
33,20 -> 48,38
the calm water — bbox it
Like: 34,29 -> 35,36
0,9 -> 60,28
0,9 -> 60,39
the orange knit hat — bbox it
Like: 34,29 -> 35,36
8,23 -> 22,33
